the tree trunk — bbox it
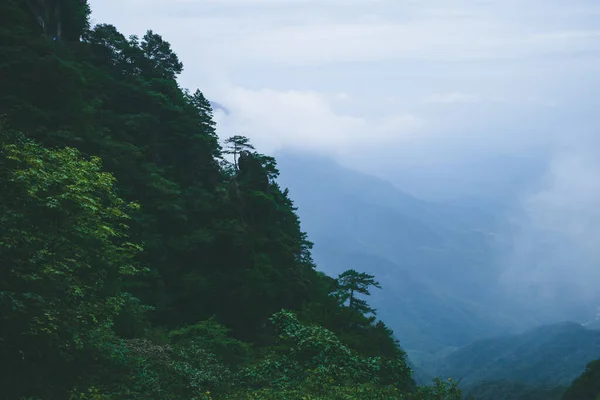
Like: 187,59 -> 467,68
26,0 -> 62,39
54,1 -> 62,39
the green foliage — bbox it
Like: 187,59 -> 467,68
465,380 -> 566,400
0,128 -> 142,398
224,135 -> 255,171
335,269 -> 381,316
562,359 -> 600,400
230,311 -> 459,399
231,378 -> 460,400
168,319 -> 250,367
70,331 -> 233,399
240,310 -> 414,391
139,30 -> 183,79
435,322 -> 600,389
0,3 -> 465,399
25,0 -> 91,41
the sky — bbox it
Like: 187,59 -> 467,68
90,0 -> 600,313
89,0 -> 600,198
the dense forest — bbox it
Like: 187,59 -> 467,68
0,1 -> 597,399
0,1 -> 458,398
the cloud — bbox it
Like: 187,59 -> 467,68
88,0 -> 600,187
499,133 -> 600,319
88,0 -> 600,326
212,85 -> 423,156
91,0 -> 600,70
197,22 -> 600,68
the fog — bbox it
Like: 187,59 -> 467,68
90,0 -> 600,324
499,133 -> 600,323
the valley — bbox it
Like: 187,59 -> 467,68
276,151 -> 600,398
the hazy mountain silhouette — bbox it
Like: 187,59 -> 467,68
436,322 -> 600,389
275,150 -> 520,355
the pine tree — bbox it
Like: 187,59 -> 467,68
224,135 -> 255,171
335,269 -> 382,316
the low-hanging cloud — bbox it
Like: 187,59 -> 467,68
212,85 -> 423,156
499,131 -> 600,321
89,0 -> 600,201
89,0 -> 600,323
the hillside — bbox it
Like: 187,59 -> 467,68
275,151 -> 520,354
436,322 -> 600,390
2,1 -> 598,399
0,1 -> 461,398
465,381 -> 566,400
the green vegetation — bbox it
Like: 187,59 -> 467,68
562,359 -> 600,400
0,1 -> 461,398
465,381 -> 566,400
434,322 -> 600,390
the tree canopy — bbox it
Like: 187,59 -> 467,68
562,360 -> 600,400
0,1 -> 462,398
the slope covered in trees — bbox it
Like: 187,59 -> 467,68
274,151 -> 519,355
561,359 -> 600,400
0,1 -> 461,398
464,358 -> 600,400
432,322 -> 600,399
465,381 -> 566,400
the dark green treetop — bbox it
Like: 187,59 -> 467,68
335,269 -> 382,316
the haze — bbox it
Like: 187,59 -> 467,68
90,0 -> 600,321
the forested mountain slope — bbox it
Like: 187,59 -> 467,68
274,152 -> 600,400
275,151 -> 519,354
0,1 -> 460,398
561,359 -> 600,400
465,381 -> 566,400
2,2 -> 597,399
436,322 -> 600,390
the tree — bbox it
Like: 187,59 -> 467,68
84,23 -> 138,72
188,89 -> 217,135
140,30 -> 183,79
335,269 -> 382,316
562,359 -> 600,400
26,0 -> 90,41
223,135 -> 255,171
238,310 -> 416,396
0,129 -> 142,398
0,8 -> 462,397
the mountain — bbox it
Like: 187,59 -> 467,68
583,309 -> 600,330
465,381 -> 566,400
435,322 -> 600,390
274,151 -> 521,357
384,153 -> 549,210
1,2 -> 465,397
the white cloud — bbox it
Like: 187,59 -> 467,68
91,0 -> 600,69
88,0 -> 600,181
499,133 -> 600,313
212,85 -> 423,155
88,0 -> 600,325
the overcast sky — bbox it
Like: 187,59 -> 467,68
90,0 -> 600,316
90,0 -> 600,195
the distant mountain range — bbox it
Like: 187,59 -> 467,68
465,380 -> 566,400
583,310 -> 600,330
435,322 -> 600,398
274,151 -> 521,354
274,150 -> 599,398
